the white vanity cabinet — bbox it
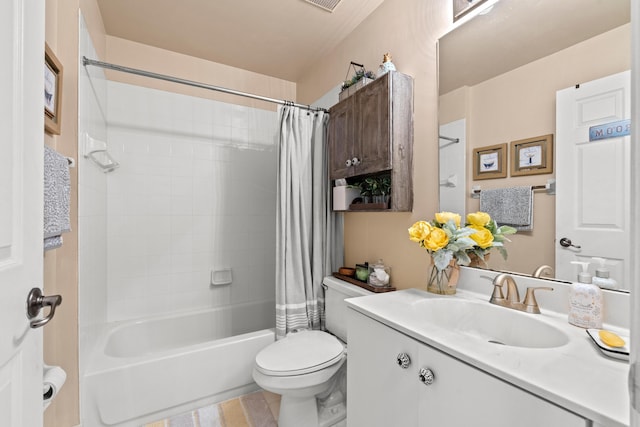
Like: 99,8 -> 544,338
347,309 -> 589,427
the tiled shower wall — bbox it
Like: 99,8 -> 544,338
105,81 -> 278,322
78,15 -> 108,374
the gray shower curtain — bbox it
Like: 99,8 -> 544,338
275,106 -> 343,339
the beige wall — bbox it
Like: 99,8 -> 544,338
297,0 -> 453,290
104,36 -> 296,110
298,2 -> 630,289
440,24 -> 631,274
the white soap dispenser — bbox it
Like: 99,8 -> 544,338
568,261 -> 603,329
591,257 -> 618,289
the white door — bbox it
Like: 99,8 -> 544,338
556,71 -> 631,289
0,0 -> 45,425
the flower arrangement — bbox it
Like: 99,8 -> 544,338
408,212 -> 477,271
465,211 -> 517,264
409,211 -> 516,295
408,211 -> 517,271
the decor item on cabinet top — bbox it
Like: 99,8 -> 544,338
465,211 -> 517,268
377,52 -> 397,76
368,259 -> 391,287
355,263 -> 370,282
339,61 -> 376,101
338,266 -> 356,277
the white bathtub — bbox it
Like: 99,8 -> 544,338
83,300 -> 275,426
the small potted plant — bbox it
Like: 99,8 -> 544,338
358,177 -> 379,204
378,175 -> 391,206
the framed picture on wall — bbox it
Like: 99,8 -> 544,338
510,134 -> 553,176
472,143 -> 507,180
45,43 -> 63,135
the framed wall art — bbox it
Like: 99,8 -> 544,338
472,143 -> 507,180
45,43 -> 63,135
510,134 -> 553,176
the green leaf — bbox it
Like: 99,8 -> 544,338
498,225 -> 517,235
433,250 -> 453,271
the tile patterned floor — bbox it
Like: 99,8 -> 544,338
144,391 -> 280,427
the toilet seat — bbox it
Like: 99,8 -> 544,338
255,330 -> 344,376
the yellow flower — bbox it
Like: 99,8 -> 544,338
435,211 -> 461,228
467,211 -> 491,227
470,225 -> 494,249
408,221 -> 432,242
424,227 -> 449,251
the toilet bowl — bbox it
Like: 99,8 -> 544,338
253,276 -> 372,427
253,330 -> 346,427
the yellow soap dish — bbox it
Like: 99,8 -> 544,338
586,329 -> 630,361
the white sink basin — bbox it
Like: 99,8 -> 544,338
416,298 -> 569,349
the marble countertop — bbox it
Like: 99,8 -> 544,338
346,287 -> 630,427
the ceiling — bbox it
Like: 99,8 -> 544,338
96,0 -> 385,82
439,0 -> 631,94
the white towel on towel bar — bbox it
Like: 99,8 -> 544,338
480,186 -> 533,231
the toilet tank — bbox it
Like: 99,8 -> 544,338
323,276 -> 372,342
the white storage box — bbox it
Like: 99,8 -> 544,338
332,186 -> 361,211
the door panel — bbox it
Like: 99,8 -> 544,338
328,97 -> 354,179
355,75 -> 392,175
556,71 -> 630,289
0,0 -> 45,425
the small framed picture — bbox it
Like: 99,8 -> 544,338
510,134 -> 553,176
44,43 -> 63,135
473,143 -> 507,180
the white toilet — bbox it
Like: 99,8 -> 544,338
253,276 -> 371,427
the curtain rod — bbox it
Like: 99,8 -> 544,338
439,135 -> 460,143
82,57 -> 328,113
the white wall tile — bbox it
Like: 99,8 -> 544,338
103,81 -> 277,322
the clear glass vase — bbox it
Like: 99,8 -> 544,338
426,260 -> 459,295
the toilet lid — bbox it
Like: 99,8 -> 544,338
255,331 -> 344,376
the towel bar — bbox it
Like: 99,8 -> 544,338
471,179 -> 555,198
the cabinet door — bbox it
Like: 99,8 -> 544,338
328,97 -> 355,179
354,75 -> 392,175
417,345 -> 588,427
347,310 -> 419,427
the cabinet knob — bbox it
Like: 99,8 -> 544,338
351,157 -> 361,166
396,353 -> 411,369
418,368 -> 435,385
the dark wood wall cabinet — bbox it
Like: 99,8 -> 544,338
328,71 -> 414,212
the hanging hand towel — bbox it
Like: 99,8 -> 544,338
480,186 -> 533,231
43,145 -> 71,251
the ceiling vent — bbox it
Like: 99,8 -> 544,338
303,0 -> 343,12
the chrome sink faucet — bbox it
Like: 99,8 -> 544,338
490,273 -> 553,314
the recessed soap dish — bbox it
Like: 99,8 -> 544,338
211,268 -> 232,286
